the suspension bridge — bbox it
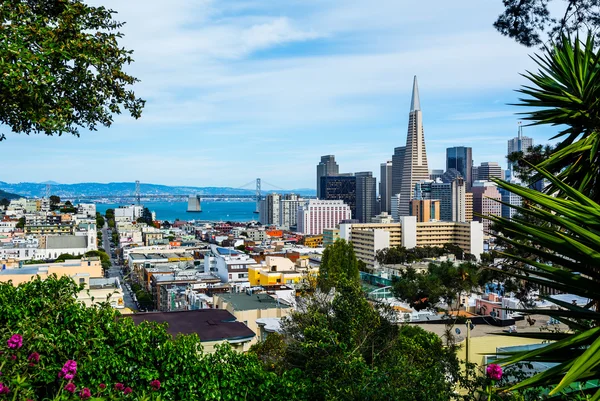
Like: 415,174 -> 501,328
61,179 -> 314,213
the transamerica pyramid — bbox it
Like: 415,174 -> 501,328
397,76 -> 429,217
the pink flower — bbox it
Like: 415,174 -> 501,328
123,387 -> 132,395
486,363 -> 503,381
150,379 -> 161,391
64,383 -> 76,393
114,383 -> 125,391
6,334 -> 22,349
9,355 -> 16,361
59,360 -> 77,380
99,383 -> 106,389
80,387 -> 91,399
0,382 -> 9,394
27,352 -> 40,363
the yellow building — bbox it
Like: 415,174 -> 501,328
303,235 -> 323,248
0,257 -> 103,286
248,256 -> 303,287
465,192 -> 473,222
213,292 -> 292,346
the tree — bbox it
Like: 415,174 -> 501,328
16,216 -> 25,229
0,198 -> 9,209
511,34 -> 600,201
161,220 -> 171,229
494,0 -> 600,47
317,239 -> 359,292
392,261 -> 481,312
0,0 -> 144,141
49,195 -> 60,210
486,166 -> 600,398
270,278 -> 460,400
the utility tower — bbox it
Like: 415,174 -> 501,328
135,180 -> 141,205
254,178 -> 261,214
45,184 -> 51,199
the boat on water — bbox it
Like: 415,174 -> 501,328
186,195 -> 202,212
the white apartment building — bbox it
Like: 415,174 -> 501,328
114,205 -> 143,222
203,245 -> 258,285
77,203 -> 96,218
297,199 -> 352,235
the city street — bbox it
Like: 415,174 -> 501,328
101,221 -> 137,311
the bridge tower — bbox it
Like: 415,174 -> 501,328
135,180 -> 141,205
254,178 -> 261,214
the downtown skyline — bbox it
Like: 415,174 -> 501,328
0,0 -> 559,188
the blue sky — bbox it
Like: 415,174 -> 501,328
1,0 -> 559,190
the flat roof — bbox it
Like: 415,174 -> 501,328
124,309 -> 255,342
217,292 -> 291,311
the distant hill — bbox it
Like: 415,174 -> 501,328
0,189 -> 21,200
0,181 -> 316,198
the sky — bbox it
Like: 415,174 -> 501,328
0,0 -> 560,190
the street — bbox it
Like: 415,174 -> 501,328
101,221 -> 137,311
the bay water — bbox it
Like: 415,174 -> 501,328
96,200 -> 258,222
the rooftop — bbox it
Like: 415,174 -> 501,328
217,292 -> 291,311
124,309 -> 255,342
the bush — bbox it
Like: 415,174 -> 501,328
0,276 -> 306,400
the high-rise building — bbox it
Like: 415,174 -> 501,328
507,124 -> 534,174
355,171 -> 377,223
320,175 -> 356,219
446,146 -> 473,189
259,193 -> 281,226
297,199 -> 352,235
471,181 -> 502,234
316,155 -> 339,198
279,194 -> 302,229
498,179 -> 523,220
478,162 -> 504,181
398,76 -> 429,217
391,146 -> 405,199
379,161 -> 393,214
431,176 -> 466,222
409,199 -> 440,222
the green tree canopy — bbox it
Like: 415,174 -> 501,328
0,0 -> 144,141
494,0 -> 600,47
317,239 -> 359,292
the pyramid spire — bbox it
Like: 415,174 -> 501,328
410,75 -> 420,111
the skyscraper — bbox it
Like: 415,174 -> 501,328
398,76 -> 429,217
355,171 -> 377,223
507,124 -> 534,174
259,193 -> 281,226
316,155 -> 339,198
391,146 -> 405,199
320,175 -> 356,219
446,146 -> 473,189
297,199 -> 352,235
379,161 -> 393,213
478,162 -> 504,181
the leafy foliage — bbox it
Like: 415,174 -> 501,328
0,0 -> 144,141
494,0 -> 600,47
0,276 -> 306,400
316,239 -> 359,292
515,33 -> 600,201
392,261 -> 482,312
487,166 -> 600,398
376,244 -> 473,265
264,279 -> 460,401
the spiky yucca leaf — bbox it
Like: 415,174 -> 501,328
515,33 -> 600,201
489,165 -> 600,396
